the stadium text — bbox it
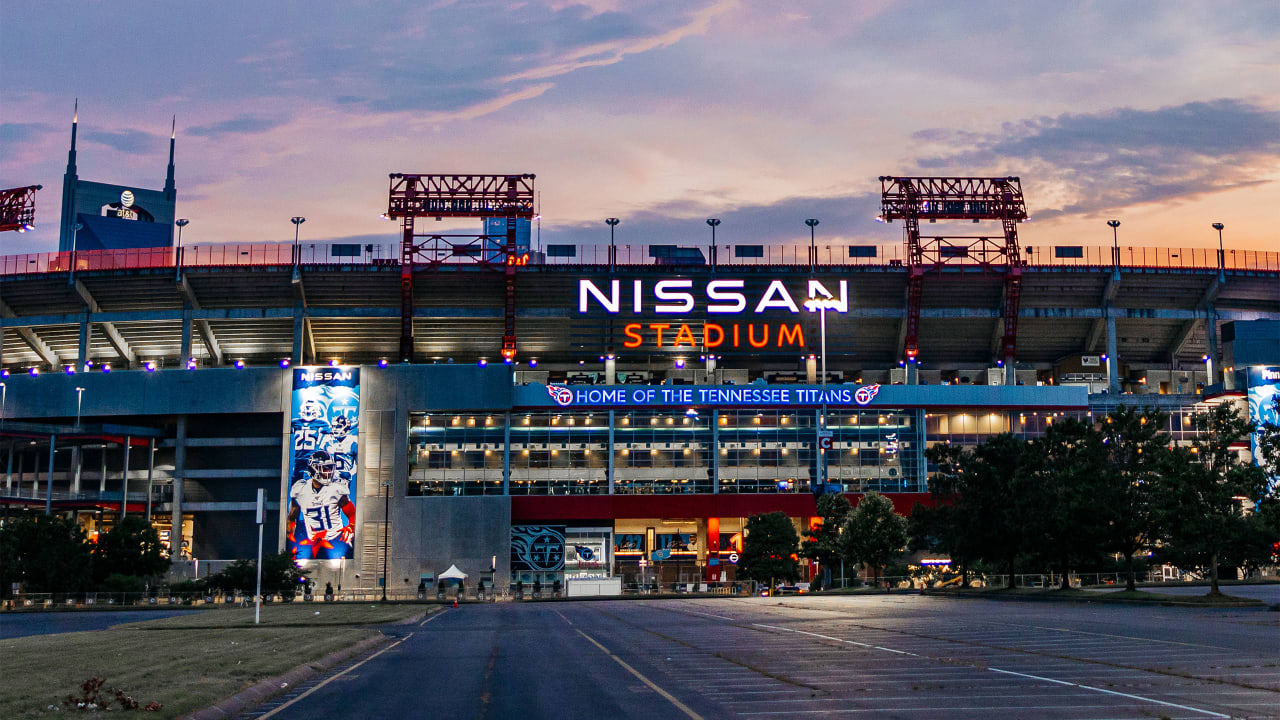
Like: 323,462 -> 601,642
545,384 -> 881,408
578,279 -> 848,315
622,322 -> 803,349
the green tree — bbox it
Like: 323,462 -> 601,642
800,493 -> 852,588
926,434 -> 1031,588
92,515 -> 170,587
206,552 -> 304,598
1157,405 -> 1269,596
907,502 -> 969,584
738,512 -> 799,594
841,492 -> 908,587
0,514 -> 94,595
1023,419 -> 1109,589
1096,406 -> 1172,591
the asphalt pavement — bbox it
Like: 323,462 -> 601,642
243,594 -> 1280,720
0,609 -> 198,639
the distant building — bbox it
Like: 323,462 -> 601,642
482,217 -> 532,257
58,105 -> 177,252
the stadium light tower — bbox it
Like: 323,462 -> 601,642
706,218 -> 720,266
606,218 -> 619,267
1107,220 -> 1120,267
291,217 -> 306,266
175,218 -> 189,280
805,219 -> 819,271
1211,222 -> 1225,270
0,185 -> 42,233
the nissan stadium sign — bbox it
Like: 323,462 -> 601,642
576,278 -> 848,350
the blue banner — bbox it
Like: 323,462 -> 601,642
1248,366 -> 1280,481
287,367 -> 360,561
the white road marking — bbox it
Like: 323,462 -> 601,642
257,632 -> 415,719
988,668 -> 1231,718
575,628 -> 705,720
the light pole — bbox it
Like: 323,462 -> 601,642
68,222 -> 84,285
1106,220 -> 1120,267
1211,222 -> 1225,270
606,218 -> 619,267
175,218 -> 189,280
291,216 -> 306,267
805,219 -> 819,271
706,218 -> 720,267
74,386 -> 85,428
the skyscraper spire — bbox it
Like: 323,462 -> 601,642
164,115 -> 176,199
60,99 -> 81,251
68,98 -> 79,171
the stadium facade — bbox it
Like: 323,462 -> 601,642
0,238 -> 1276,594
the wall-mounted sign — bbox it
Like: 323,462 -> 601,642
1247,366 -> 1279,477
286,367 -> 360,561
578,279 -> 848,316
542,383 -> 881,409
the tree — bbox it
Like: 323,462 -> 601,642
738,512 -> 799,594
907,502 -> 967,585
92,516 -> 170,587
206,552 -> 304,598
1095,406 -> 1172,591
841,492 -> 907,587
1023,419 -> 1109,589
0,514 -> 94,595
927,434 -> 1031,588
1156,405 -> 1269,596
800,493 -> 852,588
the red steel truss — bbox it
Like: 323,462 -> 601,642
386,173 -> 536,363
879,176 -> 1027,363
0,185 -> 42,233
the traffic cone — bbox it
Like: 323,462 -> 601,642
452,597 -> 458,609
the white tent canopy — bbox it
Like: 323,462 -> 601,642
439,565 -> 468,580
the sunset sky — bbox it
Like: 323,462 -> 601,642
2,1 -> 1278,255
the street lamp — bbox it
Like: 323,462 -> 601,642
606,218 -> 619,267
75,386 -> 85,428
706,218 -> 720,266
1211,222 -> 1225,270
175,218 -> 190,280
805,219 -> 819,271
1106,220 -> 1120,267
291,216 -> 306,266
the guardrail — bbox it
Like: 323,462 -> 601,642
0,242 -> 1275,278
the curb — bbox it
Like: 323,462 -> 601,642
921,589 -> 1267,609
180,633 -> 393,720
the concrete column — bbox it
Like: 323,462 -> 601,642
77,313 -> 91,369
502,412 -> 511,495
1003,357 -> 1015,386
98,447 -> 107,493
70,445 -> 81,493
45,435 -> 55,516
1106,314 -> 1119,393
145,438 -> 154,521
16,451 -> 24,496
292,303 -> 306,365
1205,306 -> 1220,386
905,362 -> 919,385
711,409 -> 720,494
33,450 -> 40,496
705,355 -> 717,383
805,355 -> 817,384
605,356 -> 616,384
171,416 -> 187,559
180,308 -> 193,362
5,439 -> 12,492
606,410 -> 616,494
121,436 -> 131,517
705,516 -> 720,582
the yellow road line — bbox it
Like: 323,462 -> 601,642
420,609 -> 448,626
257,632 -> 414,719
574,628 -> 704,720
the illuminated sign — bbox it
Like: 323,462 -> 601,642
622,322 -> 804,349
544,383 -> 881,409
1247,366 -> 1279,477
578,279 -> 847,315
114,190 -> 139,220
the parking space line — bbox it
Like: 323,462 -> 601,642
256,632 -> 414,719
751,623 -> 920,656
574,628 -> 705,720
988,668 -> 1231,718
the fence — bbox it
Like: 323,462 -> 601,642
0,242 -> 1274,278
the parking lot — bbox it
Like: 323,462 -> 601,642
254,593 -> 1280,719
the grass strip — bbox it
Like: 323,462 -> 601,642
0,603 -> 424,719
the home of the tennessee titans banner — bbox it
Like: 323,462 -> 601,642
287,367 -> 360,561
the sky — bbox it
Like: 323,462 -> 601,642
2,1 -> 1279,255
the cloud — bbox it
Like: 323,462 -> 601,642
85,128 -> 161,154
0,122 -> 53,144
544,190 -> 886,249
913,99 -> 1280,218
187,114 -> 288,139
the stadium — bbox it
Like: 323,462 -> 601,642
0,137 -> 1277,595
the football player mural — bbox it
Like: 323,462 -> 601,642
287,368 -> 360,560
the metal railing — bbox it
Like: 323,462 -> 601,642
0,242 -> 1275,278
